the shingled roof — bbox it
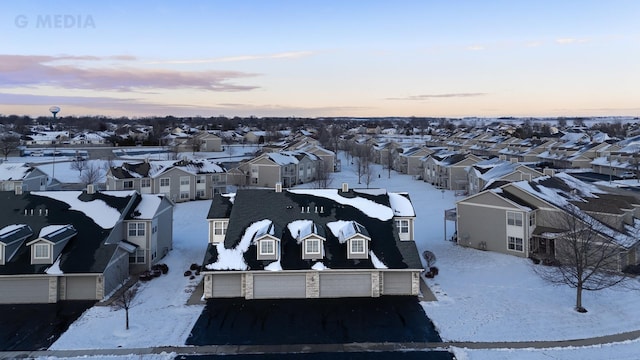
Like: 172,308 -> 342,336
203,188 -> 422,271
0,190 -> 138,275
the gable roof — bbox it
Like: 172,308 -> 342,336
0,163 -> 37,181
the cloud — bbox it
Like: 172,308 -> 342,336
466,45 -> 485,51
0,92 -> 367,118
0,55 -> 259,92
555,38 -> 589,45
387,93 -> 487,101
148,51 -> 315,65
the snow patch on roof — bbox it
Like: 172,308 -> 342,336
0,224 -> 27,238
287,220 -> 315,243
388,192 -> 415,217
288,189 -> 394,220
264,260 -> 282,271
370,251 -> 388,269
32,191 -> 123,229
132,195 -> 162,219
0,162 -> 32,181
205,219 -> 273,271
312,262 -> 328,270
45,255 -> 63,275
39,225 -> 70,238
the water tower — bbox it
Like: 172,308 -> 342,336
49,106 -> 60,119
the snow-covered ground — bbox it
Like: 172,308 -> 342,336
49,200 -> 210,350
28,151 -> 640,359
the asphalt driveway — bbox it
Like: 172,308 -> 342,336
187,296 -> 442,346
0,301 -> 94,351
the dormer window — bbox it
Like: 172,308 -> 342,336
259,239 -> 275,256
34,243 -> 50,259
350,238 -> 365,254
305,239 -> 320,254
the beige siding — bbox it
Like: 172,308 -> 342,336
211,273 -> 242,298
382,271 -> 413,295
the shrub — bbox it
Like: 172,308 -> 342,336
190,263 -> 200,271
430,266 -> 439,276
184,270 -> 192,277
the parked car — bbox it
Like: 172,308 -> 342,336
619,171 -> 636,179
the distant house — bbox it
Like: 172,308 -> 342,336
106,159 -> 227,201
422,151 -> 482,191
0,187 -> 173,304
456,173 -> 640,269
201,185 -> 422,300
69,132 -> 106,145
195,132 -> 223,152
0,162 -> 49,191
466,158 -> 544,195
236,151 -> 321,188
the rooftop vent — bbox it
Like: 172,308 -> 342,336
341,183 -> 349,193
87,184 -> 95,195
275,182 -> 282,193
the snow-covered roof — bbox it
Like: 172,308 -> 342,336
131,194 -> 163,219
205,219 -> 273,271
0,163 -> 34,181
388,192 -> 415,217
289,189 -> 394,220
32,191 -> 124,229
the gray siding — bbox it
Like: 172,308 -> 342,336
457,203 -> 519,255
155,201 -> 173,259
319,273 -> 371,298
253,274 -> 306,298
211,273 -> 242,297
0,277 -> 49,304
103,250 -> 130,296
382,272 -> 413,295
66,276 -> 98,300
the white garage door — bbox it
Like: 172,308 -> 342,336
253,274 -> 306,299
319,273 -> 371,298
0,278 -> 50,304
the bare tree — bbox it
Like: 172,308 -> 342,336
70,157 -> 88,176
363,163 -> 376,188
384,144 -> 396,179
534,204 -> 628,313
80,163 -> 104,185
0,135 -> 20,161
112,283 -> 139,330
313,160 -> 333,189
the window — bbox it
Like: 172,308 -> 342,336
350,238 -> 365,254
34,243 -> 50,259
508,236 -> 524,252
123,180 -> 133,189
196,189 -> 205,198
128,222 -> 145,237
306,239 -> 320,254
214,221 -> 227,235
395,219 -> 409,234
180,177 -> 190,186
260,240 -> 275,255
160,178 -> 170,187
529,212 -> 536,226
141,178 -> 151,188
196,175 -> 206,184
507,212 -> 523,227
180,192 -> 190,200
129,249 -> 146,264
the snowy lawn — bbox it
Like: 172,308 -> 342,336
49,200 -> 210,350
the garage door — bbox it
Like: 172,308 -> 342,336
0,278 -> 50,304
319,273 -> 371,298
253,274 -> 306,299
382,272 -> 412,295
212,274 -> 242,298
66,276 -> 98,300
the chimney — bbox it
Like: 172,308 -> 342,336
341,182 -> 349,193
510,157 -> 518,163
543,168 -> 555,177
498,155 -> 507,161
15,185 -> 22,195
87,184 -> 95,195
275,182 -> 282,192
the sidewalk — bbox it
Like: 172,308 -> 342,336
3,329 -> 639,359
